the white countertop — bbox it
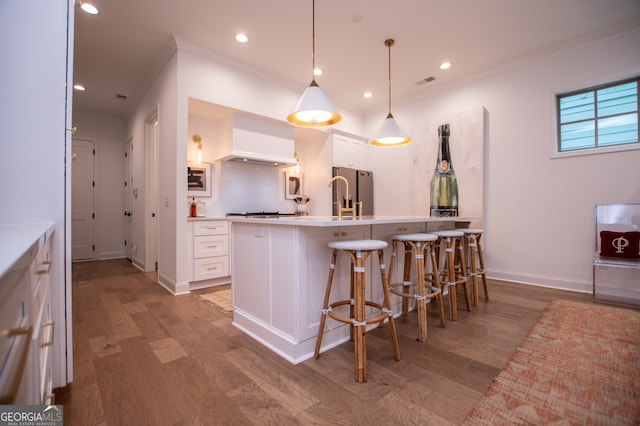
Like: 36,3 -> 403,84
0,223 -> 55,277
226,215 -> 473,227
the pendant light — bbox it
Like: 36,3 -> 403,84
287,0 -> 341,127
370,39 -> 412,147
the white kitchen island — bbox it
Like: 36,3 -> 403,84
227,215 -> 473,364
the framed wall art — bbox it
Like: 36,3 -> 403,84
187,162 -> 212,197
284,171 -> 303,200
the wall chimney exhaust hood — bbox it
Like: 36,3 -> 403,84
217,113 -> 298,167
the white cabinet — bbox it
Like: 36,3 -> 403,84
232,224 -> 297,337
0,254 -> 31,405
332,133 -> 369,170
0,224 -> 54,405
231,222 -> 372,360
188,220 -> 231,288
29,231 -> 54,405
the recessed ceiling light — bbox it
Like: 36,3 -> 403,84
80,2 -> 99,15
74,84 -> 86,91
363,92 -> 373,98
440,62 -> 452,70
313,68 -> 322,76
235,33 -> 248,43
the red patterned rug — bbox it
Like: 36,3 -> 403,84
465,298 -> 640,425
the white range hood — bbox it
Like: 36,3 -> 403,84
217,113 -> 298,167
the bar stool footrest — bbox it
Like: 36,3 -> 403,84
327,300 -> 392,326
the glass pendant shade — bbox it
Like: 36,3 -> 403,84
287,80 -> 341,127
371,112 -> 412,146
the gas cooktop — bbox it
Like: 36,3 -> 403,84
226,211 -> 297,218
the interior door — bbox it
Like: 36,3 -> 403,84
147,117 -> 158,271
72,139 -> 95,260
124,139 -> 133,261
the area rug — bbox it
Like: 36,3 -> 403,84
465,298 -> 640,425
195,289 -> 233,313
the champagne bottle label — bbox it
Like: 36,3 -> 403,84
430,123 -> 459,217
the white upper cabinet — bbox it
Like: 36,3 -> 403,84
332,132 -> 369,170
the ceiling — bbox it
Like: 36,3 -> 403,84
72,0 -> 640,119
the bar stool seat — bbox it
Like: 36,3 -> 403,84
328,239 -> 388,251
462,229 -> 488,305
432,230 -> 472,320
387,233 -> 445,342
314,239 -> 400,382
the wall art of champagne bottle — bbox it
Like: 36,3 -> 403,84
430,123 -> 459,217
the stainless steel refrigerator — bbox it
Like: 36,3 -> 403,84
332,167 -> 374,216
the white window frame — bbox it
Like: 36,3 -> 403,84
555,77 -> 639,157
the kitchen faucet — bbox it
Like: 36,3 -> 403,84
328,176 -> 362,220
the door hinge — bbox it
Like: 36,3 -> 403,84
92,181 -> 95,187
92,213 -> 95,219
93,149 -> 95,155
124,240 -> 127,246
124,151 -> 128,157
92,245 -> 95,251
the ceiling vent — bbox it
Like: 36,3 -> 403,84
416,76 -> 435,86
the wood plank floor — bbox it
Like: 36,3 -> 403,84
56,259 -> 592,425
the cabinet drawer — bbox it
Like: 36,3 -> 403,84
41,358 -> 54,405
194,235 -> 229,259
36,295 -> 53,380
193,221 -> 228,236
0,274 -> 30,404
194,256 -> 229,280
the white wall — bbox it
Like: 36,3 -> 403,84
169,45 -> 365,291
369,28 -> 640,292
72,111 -> 127,259
126,52 -> 180,291
114,29 -> 640,296
187,106 -> 332,217
177,39 -> 365,135
0,0 -> 74,388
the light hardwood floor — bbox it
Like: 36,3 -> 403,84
56,259 -> 592,425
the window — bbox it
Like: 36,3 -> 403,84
557,77 -> 639,152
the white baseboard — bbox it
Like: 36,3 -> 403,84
487,268 -> 592,294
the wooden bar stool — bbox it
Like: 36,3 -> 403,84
314,239 -> 400,383
463,229 -> 488,305
432,230 -> 471,321
387,233 -> 445,342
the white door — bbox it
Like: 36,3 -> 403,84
72,139 -> 95,260
124,139 -> 133,260
146,117 -> 158,271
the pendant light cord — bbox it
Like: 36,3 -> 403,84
385,39 -> 394,115
311,0 -> 316,79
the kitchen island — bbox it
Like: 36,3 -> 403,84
227,215 -> 473,364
